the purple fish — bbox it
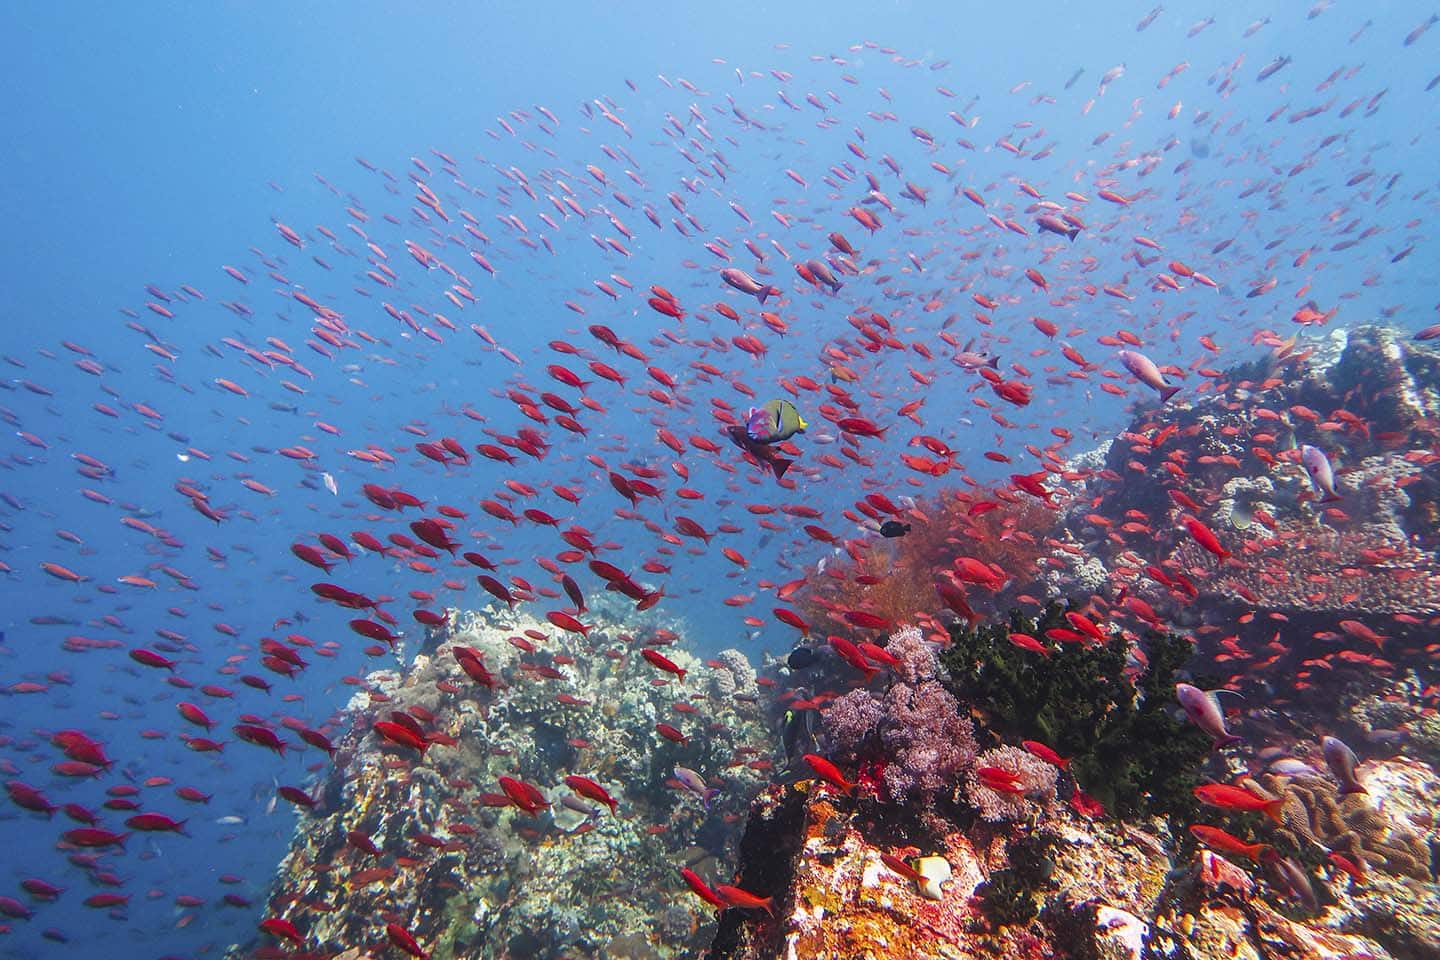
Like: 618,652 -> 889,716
1118,349 -> 1180,403
672,765 -> 719,809
1176,683 -> 1242,749
719,267 -> 780,303
1300,445 -> 1341,502
1036,215 -> 1080,241
1260,848 -> 1319,912
1322,736 -> 1366,795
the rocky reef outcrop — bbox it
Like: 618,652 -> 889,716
704,755 -> 1439,960
231,598 -> 769,959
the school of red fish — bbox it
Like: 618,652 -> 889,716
2,6 -> 1439,956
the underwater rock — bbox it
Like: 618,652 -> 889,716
706,754 -> 1439,959
705,776 -> 1176,959
1149,848 -> 1398,960
231,604 -> 769,959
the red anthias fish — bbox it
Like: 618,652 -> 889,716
681,867 -> 726,909
1189,825 -> 1271,862
498,776 -> 549,816
975,766 -> 1026,795
642,649 -> 686,682
714,883 -> 775,917
563,775 -> 618,814
802,753 -> 855,794
1193,783 -> 1284,824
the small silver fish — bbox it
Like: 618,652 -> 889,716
560,795 -> 600,818
1266,757 -> 1320,777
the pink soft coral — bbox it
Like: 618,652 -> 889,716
965,744 -> 1059,822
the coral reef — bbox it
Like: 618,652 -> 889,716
1187,518 -> 1440,614
1258,773 -> 1431,881
965,745 -> 1060,824
707,648 -> 758,701
231,597 -> 769,960
1033,325 -> 1440,732
819,626 -> 978,804
792,486 -> 1063,637
938,603 -> 1212,822
1347,671 -> 1440,767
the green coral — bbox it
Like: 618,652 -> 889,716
977,868 -> 1039,926
939,601 -> 1211,823
976,831 -> 1058,926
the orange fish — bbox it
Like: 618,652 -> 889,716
802,754 -> 855,794
1193,783 -> 1283,824
714,884 -> 774,917
1189,824 -> 1270,861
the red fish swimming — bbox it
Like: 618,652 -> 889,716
802,754 -> 855,794
1193,783 -> 1284,824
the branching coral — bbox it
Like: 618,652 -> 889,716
793,485 -> 1063,637
938,602 -> 1212,822
886,623 -> 940,685
821,688 -> 886,760
1256,773 -> 1431,881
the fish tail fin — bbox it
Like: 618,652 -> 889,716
987,355 -> 1000,368
1160,386 -> 1181,404
1264,798 -> 1285,826
1321,494 -> 1343,503
770,457 -> 793,480
1066,226 -> 1080,241
1214,734 -> 1243,751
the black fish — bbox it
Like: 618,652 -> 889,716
780,707 -> 819,763
879,520 -> 911,538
